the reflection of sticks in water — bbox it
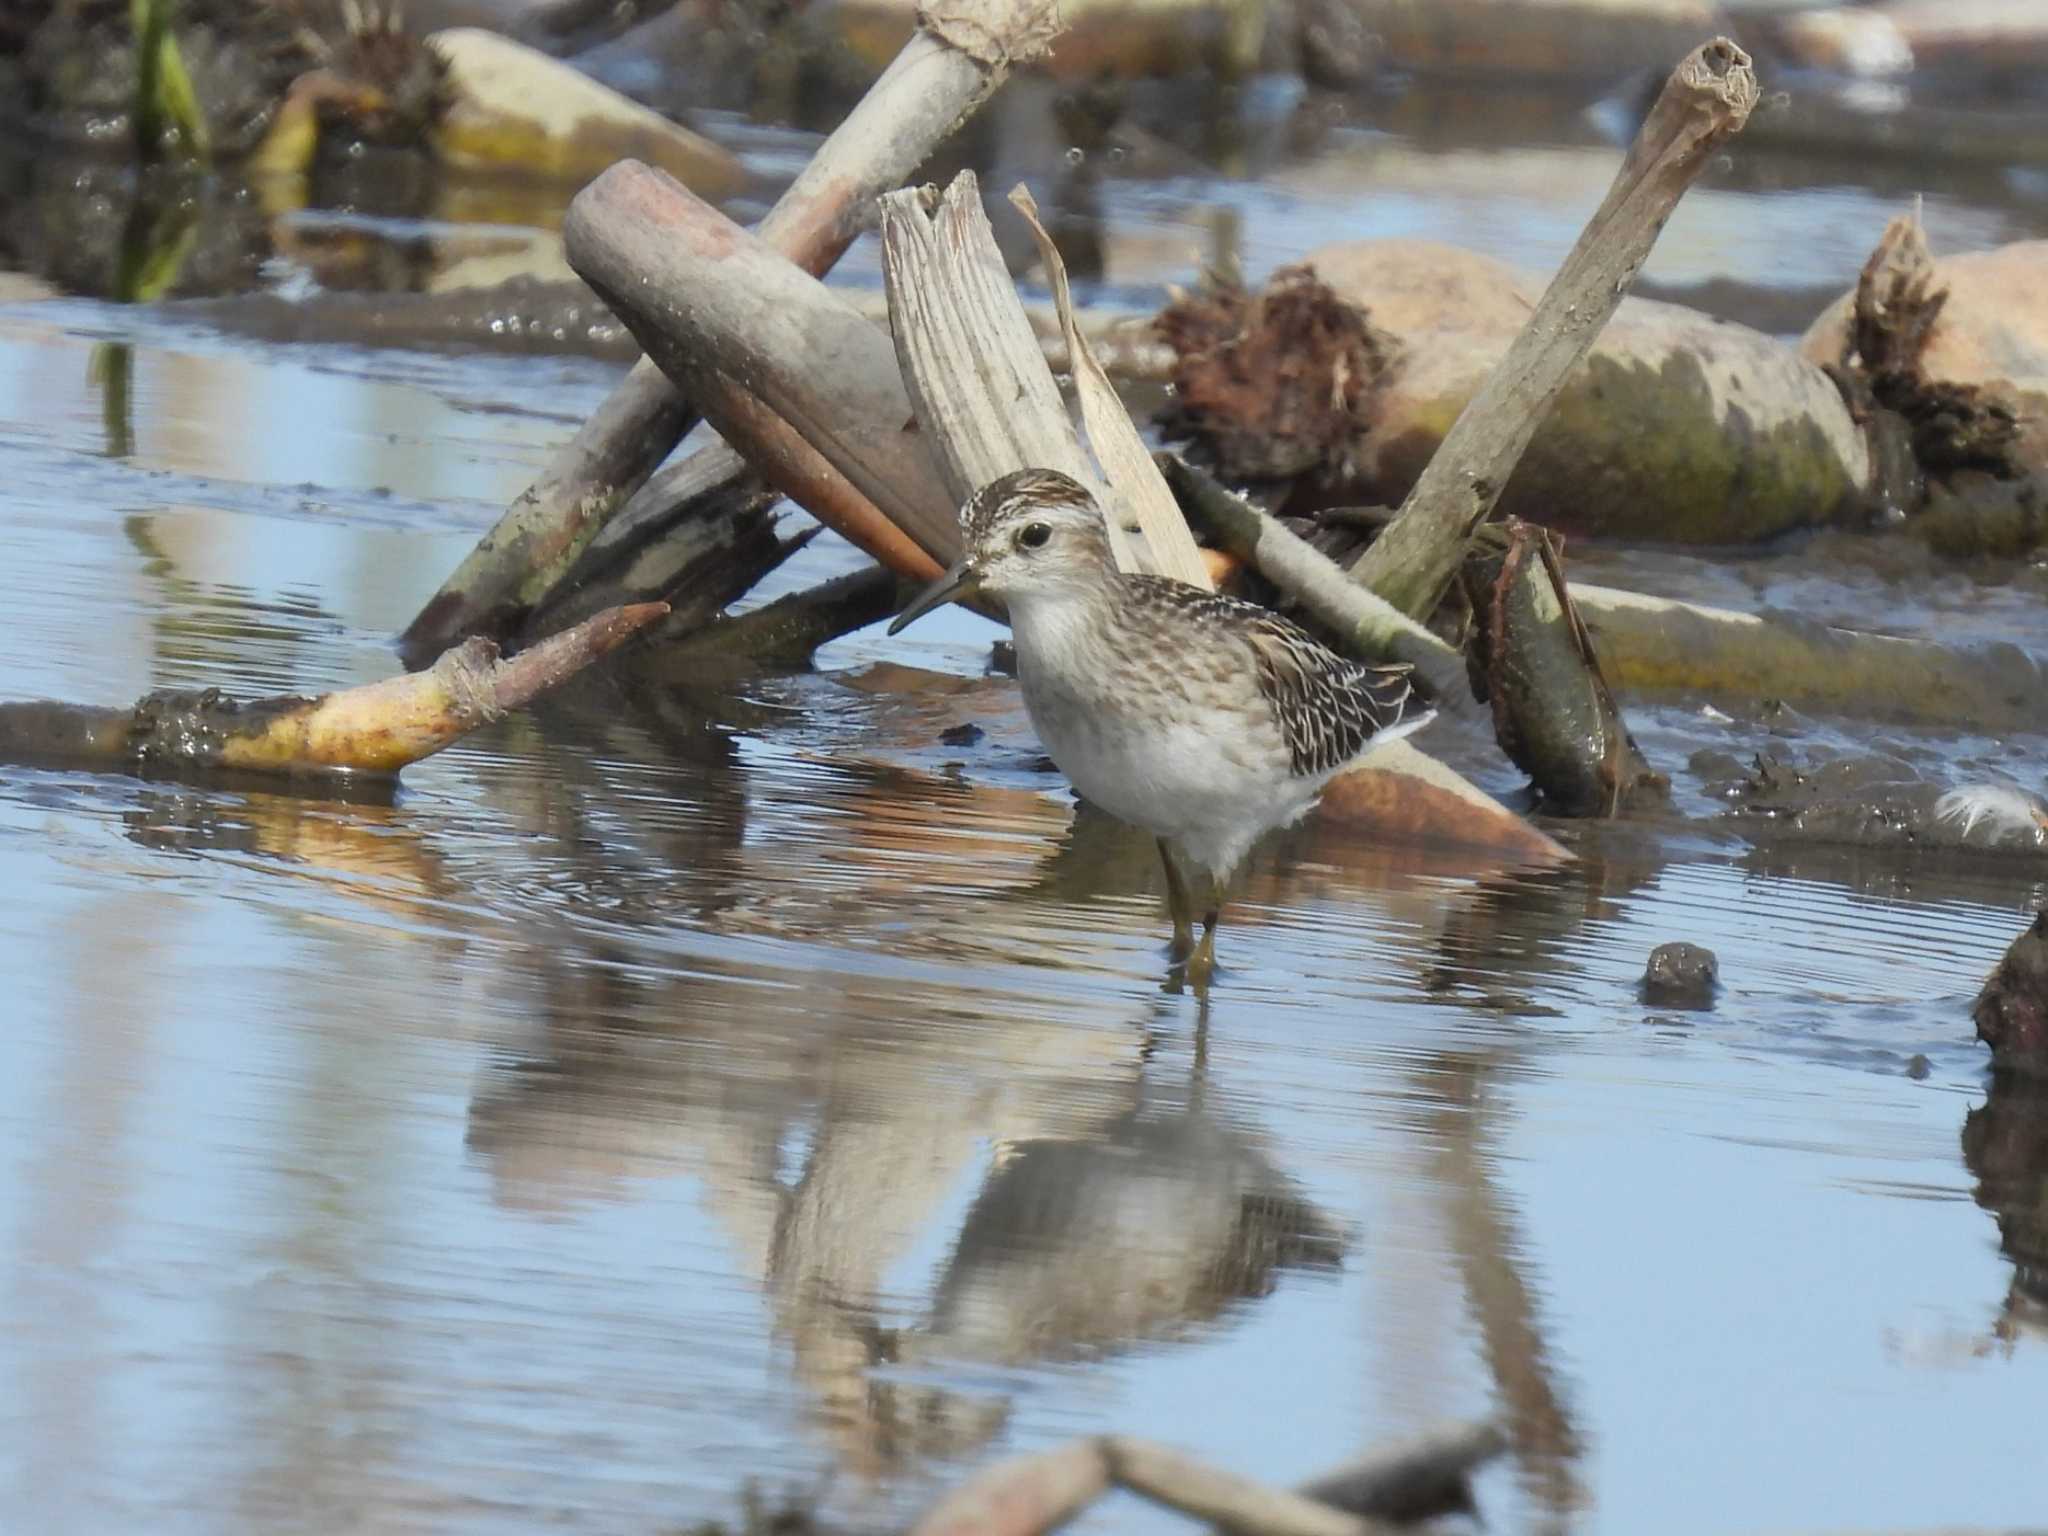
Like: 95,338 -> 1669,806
909,1417 -> 1506,1536
1298,1418 -> 1509,1526
1426,1051 -> 1586,1520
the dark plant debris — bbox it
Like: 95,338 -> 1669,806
1154,264 -> 1395,485
1827,213 -> 2027,531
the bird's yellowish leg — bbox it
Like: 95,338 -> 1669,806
1159,838 -> 1196,960
1191,907 -> 1221,980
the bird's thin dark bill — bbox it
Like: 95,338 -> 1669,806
887,560 -> 981,635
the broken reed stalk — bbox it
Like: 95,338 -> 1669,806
878,178 -> 1116,548
1348,37 -> 1759,619
1011,186 -> 1212,587
876,174 -> 1209,585
565,161 -> 964,572
0,603 -> 667,779
398,0 -> 1059,662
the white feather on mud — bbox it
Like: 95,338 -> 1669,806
1932,784 -> 2048,844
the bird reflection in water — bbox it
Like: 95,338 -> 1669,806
465,968 -> 1344,1479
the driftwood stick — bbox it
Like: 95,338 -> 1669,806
556,438 -> 757,582
397,2 -> 1056,662
1161,454 -> 1461,693
526,440 -> 786,636
1295,1419 -> 1508,1525
1102,1438 -> 1397,1536
397,367 -> 694,665
0,603 -> 667,779
1347,38 -> 1758,618
669,564 -> 904,667
565,161 -> 962,572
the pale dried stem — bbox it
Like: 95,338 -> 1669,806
1009,184 -> 1211,587
1162,454 -> 1460,691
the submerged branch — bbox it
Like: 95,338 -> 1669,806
1573,583 -> 2048,733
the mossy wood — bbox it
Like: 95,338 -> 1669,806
1463,524 -> 1659,816
1573,584 -> 2048,732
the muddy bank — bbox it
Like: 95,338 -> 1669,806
1696,747 -> 2048,858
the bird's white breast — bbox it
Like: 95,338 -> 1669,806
1008,589 -> 1315,873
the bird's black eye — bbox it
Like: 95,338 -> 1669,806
1017,521 -> 1052,550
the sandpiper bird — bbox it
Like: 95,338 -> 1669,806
889,468 -> 1435,974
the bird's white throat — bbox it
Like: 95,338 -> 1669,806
1003,583 -> 1117,683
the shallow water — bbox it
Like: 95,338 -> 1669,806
5,69 -> 2048,1536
